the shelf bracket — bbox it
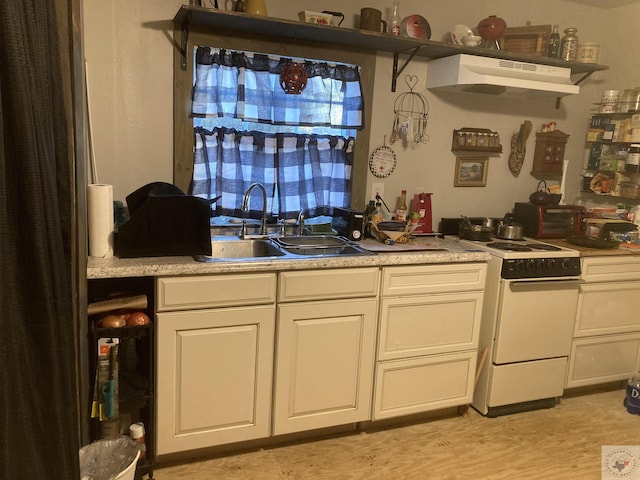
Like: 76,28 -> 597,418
179,11 -> 193,71
392,47 -> 421,92
556,70 -> 596,109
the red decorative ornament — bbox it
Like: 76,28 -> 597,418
477,15 -> 507,41
280,63 -> 308,94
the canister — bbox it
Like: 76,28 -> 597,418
600,89 -> 620,113
577,43 -> 599,64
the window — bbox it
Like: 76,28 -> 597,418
189,47 -> 363,220
173,29 -> 376,220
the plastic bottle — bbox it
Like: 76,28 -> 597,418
560,28 -> 578,61
547,25 -> 560,58
624,372 -> 640,414
129,422 -> 147,460
391,1 -> 400,36
372,201 -> 384,225
364,200 -> 376,238
396,190 -> 408,222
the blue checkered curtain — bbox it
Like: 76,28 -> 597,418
192,127 -> 354,219
192,47 -> 364,128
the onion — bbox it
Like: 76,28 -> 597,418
126,311 -> 150,326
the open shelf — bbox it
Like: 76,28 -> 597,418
174,5 -> 609,91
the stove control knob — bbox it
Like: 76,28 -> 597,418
560,258 -> 572,270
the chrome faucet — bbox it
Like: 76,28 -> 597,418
297,209 -> 306,236
240,183 -> 268,238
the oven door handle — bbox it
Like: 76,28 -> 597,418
507,278 -> 581,287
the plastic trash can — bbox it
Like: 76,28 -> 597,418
79,437 -> 140,480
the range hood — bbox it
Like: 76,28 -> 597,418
426,54 -> 580,98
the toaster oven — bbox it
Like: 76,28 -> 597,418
513,202 -> 585,238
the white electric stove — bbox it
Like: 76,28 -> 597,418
455,236 -> 582,417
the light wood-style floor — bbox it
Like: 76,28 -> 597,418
154,386 -> 640,480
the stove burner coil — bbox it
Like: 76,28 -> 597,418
486,242 -> 532,252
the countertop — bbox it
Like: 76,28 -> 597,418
543,238 -> 640,257
87,237 -> 490,279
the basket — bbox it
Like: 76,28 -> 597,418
371,222 -> 418,244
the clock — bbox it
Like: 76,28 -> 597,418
369,145 -> 397,178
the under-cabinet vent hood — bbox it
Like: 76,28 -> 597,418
426,54 -> 580,98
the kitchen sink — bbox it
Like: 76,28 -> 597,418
195,237 -> 287,262
194,235 -> 373,262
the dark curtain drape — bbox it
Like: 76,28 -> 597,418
0,0 -> 80,478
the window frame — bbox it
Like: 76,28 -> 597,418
172,25 -> 376,210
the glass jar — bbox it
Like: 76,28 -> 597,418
560,28 -> 578,61
627,144 -> 640,173
547,24 -> 560,58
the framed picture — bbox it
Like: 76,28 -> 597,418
454,157 -> 488,187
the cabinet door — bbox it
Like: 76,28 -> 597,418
156,305 -> 275,455
378,292 -> 483,361
373,351 -> 475,420
566,333 -> 640,388
273,298 -> 377,435
576,281 -> 640,337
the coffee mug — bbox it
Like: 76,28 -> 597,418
360,8 -> 386,32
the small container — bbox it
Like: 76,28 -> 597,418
577,43 -> 599,64
624,373 -> 640,414
626,144 -> 640,173
560,28 -> 579,61
621,182 -> 640,199
129,422 -> 147,460
620,89 -> 635,113
600,89 -> 620,113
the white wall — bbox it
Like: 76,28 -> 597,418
83,0 -> 640,224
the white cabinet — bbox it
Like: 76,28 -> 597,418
155,273 -> 277,455
566,256 -> 640,388
373,263 -> 486,420
273,268 -> 379,435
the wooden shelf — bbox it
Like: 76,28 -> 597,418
173,5 -> 609,91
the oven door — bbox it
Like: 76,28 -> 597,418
493,278 -> 580,364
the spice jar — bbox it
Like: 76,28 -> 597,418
560,28 -> 578,61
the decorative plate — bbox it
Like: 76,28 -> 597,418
369,145 -> 397,178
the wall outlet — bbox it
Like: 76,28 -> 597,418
371,183 -> 384,203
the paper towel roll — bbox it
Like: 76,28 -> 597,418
88,184 -> 114,258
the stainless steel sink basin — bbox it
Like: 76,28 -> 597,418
280,245 -> 372,256
275,235 -> 350,248
195,237 -> 287,262
274,235 -> 373,257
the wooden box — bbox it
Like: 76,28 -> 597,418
499,24 -> 552,56
531,130 -> 569,178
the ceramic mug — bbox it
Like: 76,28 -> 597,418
360,8 -> 386,32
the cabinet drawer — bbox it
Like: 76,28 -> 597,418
575,281 -> 640,336
278,268 -> 379,303
378,292 -> 483,361
566,333 -> 640,388
581,256 -> 640,282
373,351 -> 475,420
157,273 -> 277,311
381,263 -> 486,297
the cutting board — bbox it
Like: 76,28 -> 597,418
360,240 -> 446,253
543,238 -> 633,256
